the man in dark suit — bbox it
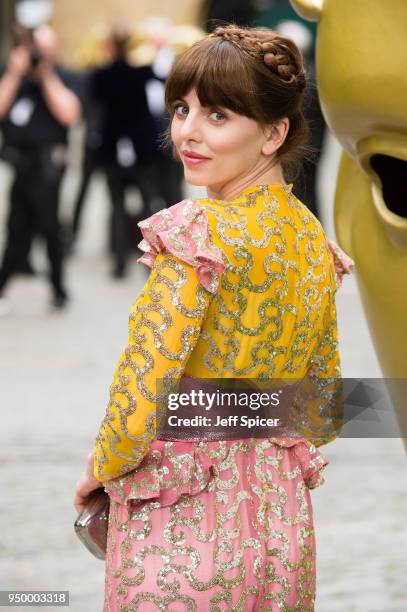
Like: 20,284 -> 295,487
90,27 -> 164,278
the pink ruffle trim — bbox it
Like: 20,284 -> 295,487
326,237 -> 355,289
103,437 -> 329,508
136,199 -> 226,294
104,440 -> 215,508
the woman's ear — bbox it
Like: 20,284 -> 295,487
262,118 -> 290,156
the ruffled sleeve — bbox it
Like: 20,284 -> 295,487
93,245 -> 218,483
326,237 -> 355,290
137,199 -> 226,294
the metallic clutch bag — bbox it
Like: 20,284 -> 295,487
74,488 -> 110,560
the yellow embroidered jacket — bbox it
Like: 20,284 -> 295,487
93,183 -> 354,482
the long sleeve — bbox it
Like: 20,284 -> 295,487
289,242 -> 350,447
93,251 -> 215,482
93,198 -> 225,483
290,236 -> 354,446
299,288 -> 344,448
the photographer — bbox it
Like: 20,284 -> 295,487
0,24 -> 82,310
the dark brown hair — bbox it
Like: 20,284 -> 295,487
161,24 -> 314,181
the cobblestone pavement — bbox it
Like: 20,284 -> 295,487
0,139 -> 406,611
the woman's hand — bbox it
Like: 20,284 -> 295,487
73,451 -> 104,514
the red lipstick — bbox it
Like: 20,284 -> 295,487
182,150 -> 211,165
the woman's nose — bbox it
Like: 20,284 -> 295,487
180,111 -> 202,141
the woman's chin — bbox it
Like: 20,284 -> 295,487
184,171 -> 210,187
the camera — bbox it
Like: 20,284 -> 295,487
30,46 -> 42,69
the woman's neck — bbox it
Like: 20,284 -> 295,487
205,163 -> 286,201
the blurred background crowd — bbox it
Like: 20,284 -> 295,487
0,0 -> 325,311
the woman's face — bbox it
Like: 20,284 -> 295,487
170,88 -> 279,194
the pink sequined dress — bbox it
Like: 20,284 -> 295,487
93,185 -> 354,611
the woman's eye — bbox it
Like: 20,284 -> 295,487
174,104 -> 188,116
210,110 -> 226,122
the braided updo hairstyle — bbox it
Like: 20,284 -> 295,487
163,24 -> 312,181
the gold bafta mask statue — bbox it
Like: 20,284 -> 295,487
290,0 -> 407,448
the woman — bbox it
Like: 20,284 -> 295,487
74,24 -> 354,610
